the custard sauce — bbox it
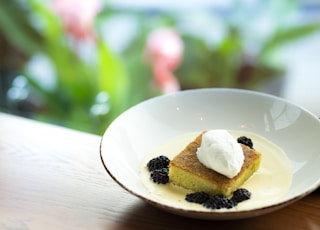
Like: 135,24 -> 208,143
140,131 -> 292,212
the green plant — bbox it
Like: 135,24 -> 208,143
1,0 -> 133,134
1,0 -> 319,135
173,1 -> 320,90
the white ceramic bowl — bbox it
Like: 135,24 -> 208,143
100,88 -> 320,220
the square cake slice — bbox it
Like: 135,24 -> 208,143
169,132 -> 261,197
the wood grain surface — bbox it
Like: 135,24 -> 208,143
0,112 -> 319,230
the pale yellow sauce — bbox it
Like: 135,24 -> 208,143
139,131 -> 292,212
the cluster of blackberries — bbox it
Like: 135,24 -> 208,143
147,155 -> 170,171
232,188 -> 252,204
203,195 -> 234,209
185,188 -> 251,210
146,155 -> 170,184
237,136 -> 254,149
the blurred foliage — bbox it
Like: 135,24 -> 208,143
0,0 -> 131,134
0,0 -> 319,134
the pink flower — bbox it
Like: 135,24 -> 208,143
50,0 -> 102,42
145,28 -> 184,94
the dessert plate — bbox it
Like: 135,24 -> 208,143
100,88 -> 320,220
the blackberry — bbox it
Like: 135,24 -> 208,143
231,188 -> 251,204
147,155 -> 170,172
203,195 -> 235,209
237,136 -> 254,149
150,168 -> 169,184
185,192 -> 210,204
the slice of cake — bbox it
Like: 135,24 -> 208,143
169,132 -> 261,197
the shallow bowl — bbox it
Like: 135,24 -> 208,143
100,88 -> 320,220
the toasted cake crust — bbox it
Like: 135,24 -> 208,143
169,132 -> 261,196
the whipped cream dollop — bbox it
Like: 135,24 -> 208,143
196,130 -> 244,178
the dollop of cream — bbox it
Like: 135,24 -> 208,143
196,130 -> 244,178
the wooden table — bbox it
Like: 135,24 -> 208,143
1,112 -> 319,229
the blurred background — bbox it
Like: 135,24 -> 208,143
1,0 -> 319,135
